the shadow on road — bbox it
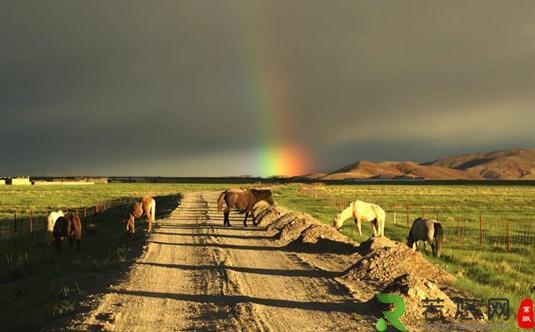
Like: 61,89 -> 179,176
111,289 -> 375,315
150,231 -> 274,240
136,261 -> 344,278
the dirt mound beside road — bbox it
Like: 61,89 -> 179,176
382,274 -> 456,323
285,224 -> 358,254
256,206 -> 357,253
253,202 -> 288,227
277,217 -> 322,242
266,211 -> 310,232
347,237 -> 454,285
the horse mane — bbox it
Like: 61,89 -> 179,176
251,189 -> 271,197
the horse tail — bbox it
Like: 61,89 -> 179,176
433,222 -> 444,257
217,191 -> 227,212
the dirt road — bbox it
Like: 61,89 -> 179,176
71,192 -> 374,331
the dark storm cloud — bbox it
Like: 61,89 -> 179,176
1,0 -> 534,176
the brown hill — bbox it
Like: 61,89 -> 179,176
322,148 -> 535,180
424,148 -> 535,179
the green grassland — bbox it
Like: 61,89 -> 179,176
273,183 -> 535,327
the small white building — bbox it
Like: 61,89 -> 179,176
7,176 -> 32,185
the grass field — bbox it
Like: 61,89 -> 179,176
274,183 -> 535,326
1,182 -> 533,330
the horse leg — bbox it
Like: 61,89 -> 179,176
224,209 -> 231,226
371,219 -> 378,237
355,218 -> 362,235
126,215 -> 131,235
147,212 -> 152,232
252,211 -> 258,227
427,234 -> 435,256
243,211 -> 249,227
76,232 -> 81,250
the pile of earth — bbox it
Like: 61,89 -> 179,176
257,206 -> 357,253
253,201 -> 288,227
380,274 -> 457,327
338,237 -> 489,329
346,236 -> 454,286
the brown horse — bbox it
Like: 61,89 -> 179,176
53,214 -> 82,252
217,188 -> 275,227
125,196 -> 156,235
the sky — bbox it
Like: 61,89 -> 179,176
1,1 -> 534,177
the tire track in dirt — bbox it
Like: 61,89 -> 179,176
68,192 -> 374,331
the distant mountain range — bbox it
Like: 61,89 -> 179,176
317,148 -> 535,180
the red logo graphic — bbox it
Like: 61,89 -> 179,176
517,298 -> 534,329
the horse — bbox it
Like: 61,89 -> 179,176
407,217 -> 444,257
53,214 -> 82,252
217,188 -> 275,227
333,200 -> 385,237
125,196 -> 156,235
47,210 -> 64,241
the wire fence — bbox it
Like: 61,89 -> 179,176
0,190 -> 174,242
298,186 -> 535,252
0,199 -> 128,242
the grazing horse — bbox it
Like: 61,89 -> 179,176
53,214 -> 82,252
47,210 -> 64,241
217,188 -> 275,227
125,196 -> 156,235
333,200 -> 385,237
407,218 -> 444,257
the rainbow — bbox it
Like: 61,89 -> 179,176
237,3 -> 311,177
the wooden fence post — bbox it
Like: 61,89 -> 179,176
456,216 -> 460,244
505,220 -> 510,252
479,212 -> 483,245
29,209 -> 33,242
406,205 -> 410,226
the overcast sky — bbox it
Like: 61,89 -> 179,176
1,1 -> 534,176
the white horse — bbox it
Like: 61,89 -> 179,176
407,218 -> 444,257
333,200 -> 385,237
47,210 -> 64,240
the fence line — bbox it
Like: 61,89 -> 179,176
0,199 -> 124,241
297,186 -> 535,251
0,191 -> 173,241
